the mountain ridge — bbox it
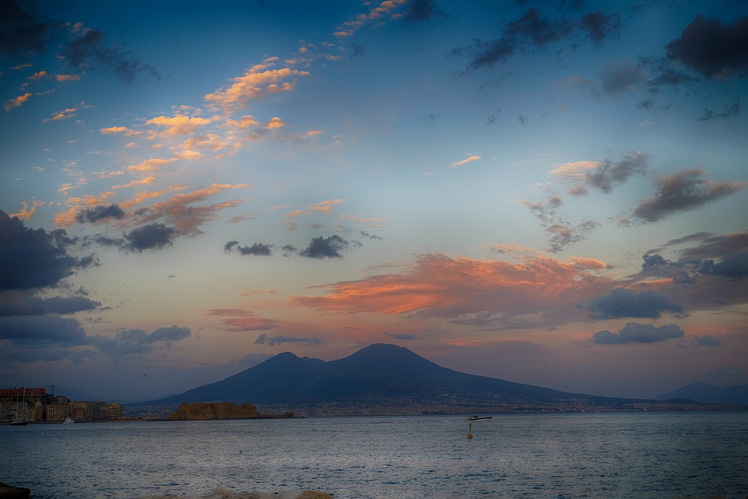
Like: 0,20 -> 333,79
130,344 -> 745,416
656,381 -> 748,405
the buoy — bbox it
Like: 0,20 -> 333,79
468,422 -> 473,439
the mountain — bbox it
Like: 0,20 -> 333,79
656,382 -> 748,406
130,344 -> 738,416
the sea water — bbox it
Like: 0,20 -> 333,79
1,411 -> 747,498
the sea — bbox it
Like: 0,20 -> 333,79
2,411 -> 747,498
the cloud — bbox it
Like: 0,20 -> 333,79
206,308 -> 279,331
0,315 -> 88,345
130,183 -> 250,234
146,114 -> 221,135
92,325 -> 191,358
0,291 -> 100,316
451,154 -> 480,167
598,59 -> 647,96
124,223 -> 178,252
403,0 -> 445,24
579,11 -> 621,43
254,333 -> 321,346
300,235 -> 351,259
588,287 -> 685,319
694,335 -> 721,347
0,1 -> 54,59
633,169 -> 745,223
593,322 -> 685,344
698,252 -> 748,280
61,26 -> 159,84
224,241 -> 272,256
698,100 -> 741,121
666,15 -> 748,79
0,210 -> 90,290
520,197 -> 599,252
204,58 -> 309,114
4,92 -> 32,112
553,152 -> 649,195
75,204 -> 125,224
295,252 -> 609,326
460,8 -> 573,71
333,0 -> 409,37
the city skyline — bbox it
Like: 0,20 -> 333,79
1,0 -> 746,402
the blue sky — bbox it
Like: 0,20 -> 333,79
1,0 -> 747,402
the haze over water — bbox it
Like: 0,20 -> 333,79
3,412 -> 747,498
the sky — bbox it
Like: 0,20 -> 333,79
1,0 -> 747,402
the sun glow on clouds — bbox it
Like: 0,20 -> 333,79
295,252 -> 610,324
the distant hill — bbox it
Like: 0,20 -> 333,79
656,382 -> 748,406
129,344 -> 739,416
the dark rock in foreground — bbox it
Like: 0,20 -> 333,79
0,482 -> 31,499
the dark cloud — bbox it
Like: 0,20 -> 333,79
0,2 -> 157,83
0,291 -> 100,316
92,325 -> 191,358
633,169 -> 745,223
546,220 -> 599,253
666,15 -> 748,79
0,315 -> 88,345
0,210 -> 91,291
641,253 -> 669,270
694,335 -> 721,347
62,27 -> 159,84
0,0 -> 55,58
300,235 -> 349,259
698,100 -> 741,121
224,241 -> 272,256
593,322 -> 685,345
698,252 -> 748,280
360,231 -> 382,240
460,8 -> 573,71
351,42 -> 365,57
76,204 -> 125,224
579,11 -> 620,43
589,287 -> 685,319
672,231 -> 748,261
598,59 -> 647,96
254,333 -> 321,346
124,223 -> 178,252
521,198 -> 599,253
403,0 -> 446,23
584,151 -> 649,193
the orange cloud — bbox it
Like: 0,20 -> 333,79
451,154 -> 480,167
10,200 -> 44,220
334,0 -> 408,37
128,157 -> 175,172
56,74 -> 81,82
5,92 -> 32,112
205,308 -> 279,331
295,252 -> 612,326
146,114 -> 221,135
204,58 -> 309,114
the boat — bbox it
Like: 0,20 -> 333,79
63,416 -> 75,424
11,387 -> 29,425
466,415 -> 492,421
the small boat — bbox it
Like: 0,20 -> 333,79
466,415 -> 492,421
10,419 -> 28,426
63,417 -> 75,424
